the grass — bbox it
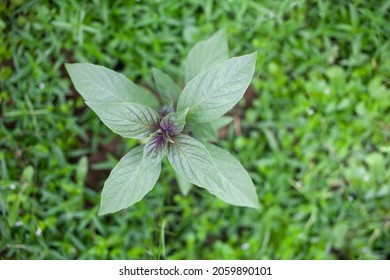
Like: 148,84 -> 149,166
0,0 -> 389,259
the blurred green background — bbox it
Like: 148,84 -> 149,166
1,0 -> 389,259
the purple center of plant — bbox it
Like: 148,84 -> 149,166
151,132 -> 166,148
160,119 -> 175,135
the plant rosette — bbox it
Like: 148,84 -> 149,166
66,29 -> 260,215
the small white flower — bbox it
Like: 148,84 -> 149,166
324,88 -> 330,95
38,83 -> 45,89
9,184 -> 16,190
307,108 -> 314,116
296,181 -> 303,188
241,243 -> 250,250
36,227 -> 42,236
348,195 -> 354,202
15,221 -> 23,227
364,175 -> 370,182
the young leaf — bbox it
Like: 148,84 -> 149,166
211,116 -> 233,131
65,63 -> 159,108
175,172 -> 192,196
177,52 -> 257,123
167,134 -> 224,195
142,132 -> 167,166
152,68 -> 181,106
191,116 -> 233,142
205,143 -> 260,209
159,104 -> 174,119
191,122 -> 218,142
138,86 -> 160,110
160,107 -> 189,135
184,29 -> 229,84
99,146 -> 161,215
86,101 -> 159,139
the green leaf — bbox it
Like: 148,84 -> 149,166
76,156 -> 88,185
7,199 -> 20,226
175,172 -> 192,196
192,122 -> 217,142
138,86 -> 160,110
22,165 -> 34,182
86,101 -> 159,139
191,116 -> 233,142
184,29 -> 229,84
178,52 -> 257,123
99,146 -> 161,215
167,134 -> 224,195
211,116 -> 233,131
142,132 -> 167,166
160,107 -> 189,135
152,68 -> 181,106
65,63 -> 159,107
205,143 -> 260,209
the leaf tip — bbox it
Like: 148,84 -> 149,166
64,63 -> 73,73
217,27 -> 227,36
180,107 -> 190,118
247,197 -> 262,210
98,207 -> 108,216
248,51 -> 258,60
252,201 -> 262,210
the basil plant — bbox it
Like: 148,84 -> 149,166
66,30 -> 260,215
